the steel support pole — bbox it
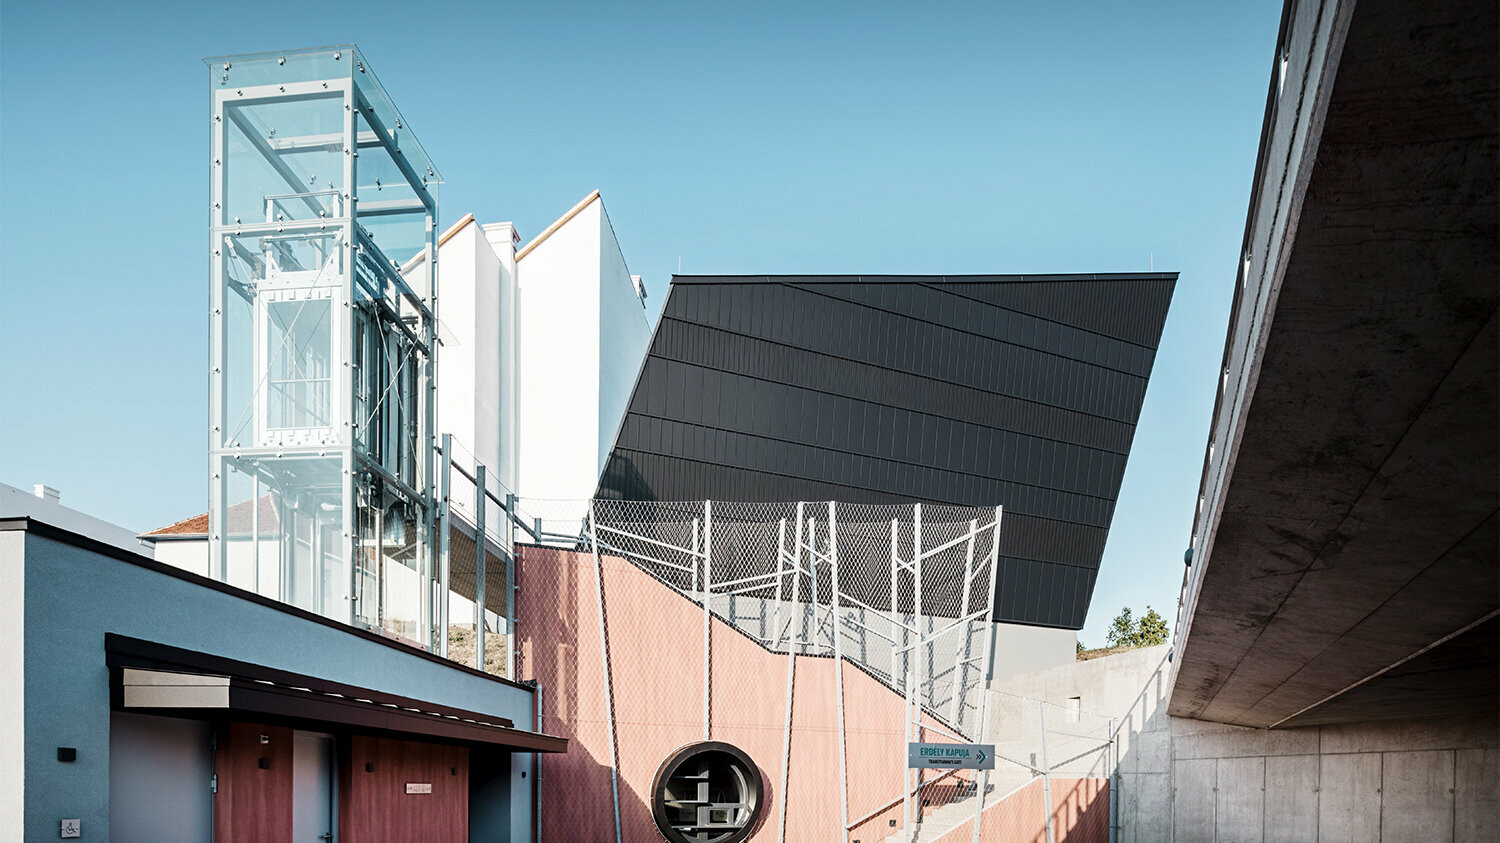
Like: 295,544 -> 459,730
505,492 -> 517,680
341,81 -> 358,631
777,504 -> 804,843
1108,716 -> 1118,843
587,505 -> 623,843
950,519 -> 976,727
830,502 -> 849,842
251,476 -> 260,596
534,685 -> 544,843
438,434 -> 452,658
773,519 -> 787,649
899,516 -> 913,838
809,518 -> 819,652
702,499 -> 713,741
1039,700 -> 1055,843
971,507 -> 1003,843
474,464 -> 487,672
915,503 -> 925,710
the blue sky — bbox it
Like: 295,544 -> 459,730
0,0 -> 1282,646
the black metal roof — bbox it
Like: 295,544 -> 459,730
598,273 -> 1176,629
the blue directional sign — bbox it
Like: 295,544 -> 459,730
907,742 -> 996,770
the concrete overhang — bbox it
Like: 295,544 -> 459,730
1169,0 -> 1498,728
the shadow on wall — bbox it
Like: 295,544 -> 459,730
1089,647 -> 1500,841
930,777 -> 1109,842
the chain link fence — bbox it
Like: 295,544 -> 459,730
428,491 -> 1116,841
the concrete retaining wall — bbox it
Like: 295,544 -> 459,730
991,645 -> 1499,841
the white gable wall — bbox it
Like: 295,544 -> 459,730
596,202 -> 652,477
516,201 -> 605,502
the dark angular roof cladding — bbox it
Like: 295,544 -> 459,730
598,273 -> 1176,629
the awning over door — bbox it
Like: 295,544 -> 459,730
107,634 -> 566,753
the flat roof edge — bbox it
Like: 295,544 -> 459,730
668,272 -> 1180,285
3,516 -> 533,693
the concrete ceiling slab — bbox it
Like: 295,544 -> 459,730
1169,0 -> 1498,728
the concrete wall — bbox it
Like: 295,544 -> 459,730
992,624 -> 1076,681
8,526 -> 536,841
991,645 -> 1500,842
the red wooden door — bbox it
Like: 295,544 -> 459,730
213,722 -> 294,842
340,735 -> 469,842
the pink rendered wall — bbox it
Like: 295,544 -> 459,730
516,545 -> 1105,843
930,778 -> 1110,843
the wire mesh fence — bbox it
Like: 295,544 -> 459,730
424,488 -> 1117,841
508,498 -> 1118,842
511,499 -> 1003,738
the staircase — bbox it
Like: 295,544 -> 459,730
873,767 -> 1036,842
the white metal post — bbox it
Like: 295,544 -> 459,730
251,475 -> 261,596
341,80 -> 358,630
950,519 -> 976,727
915,503 -> 925,712
702,499 -> 713,741
773,518 -> 787,650
966,501 -> 1002,834
808,517 -> 819,653
587,505 -> 623,843
1039,700 -> 1055,843
1109,716 -> 1118,843
971,507 -> 1003,843
830,502 -> 850,842
505,492 -> 517,679
474,464 -> 487,672
534,685 -> 544,843
438,433 -> 452,658
777,503 -> 805,843
899,516 -> 913,838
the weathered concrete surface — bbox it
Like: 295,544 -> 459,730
1170,0 -> 1499,729
989,647 -> 1500,842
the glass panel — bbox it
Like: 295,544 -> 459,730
214,454 -> 348,619
209,46 -> 436,649
267,299 -> 332,429
350,46 -> 441,187
353,473 -> 428,645
209,46 -> 352,90
218,230 -> 344,449
223,93 -> 345,225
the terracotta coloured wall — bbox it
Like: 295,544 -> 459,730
517,545 -> 1105,843
930,778 -> 1110,843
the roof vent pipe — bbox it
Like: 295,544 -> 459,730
33,484 -> 60,503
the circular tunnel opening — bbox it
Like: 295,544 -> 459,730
650,741 -> 764,843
